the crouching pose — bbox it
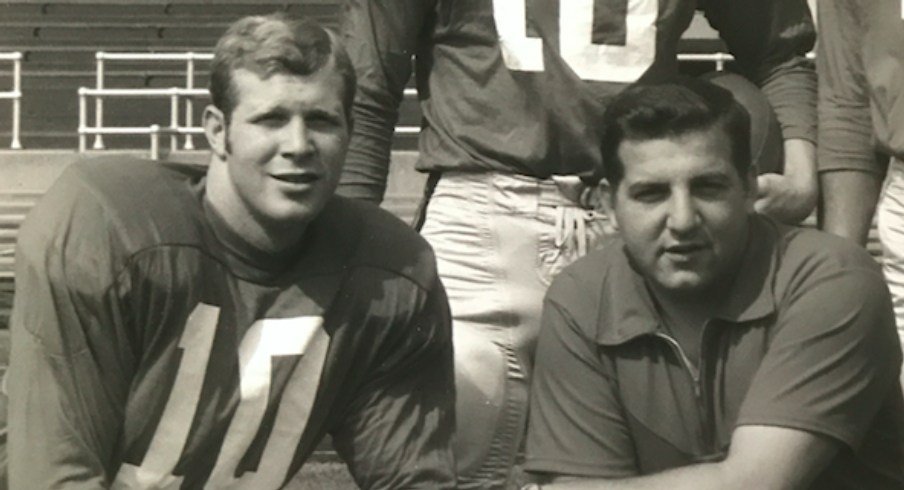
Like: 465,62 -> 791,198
7,14 -> 456,489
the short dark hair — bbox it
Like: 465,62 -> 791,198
601,77 -> 751,188
209,13 -> 356,123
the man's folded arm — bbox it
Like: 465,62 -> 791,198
536,425 -> 840,490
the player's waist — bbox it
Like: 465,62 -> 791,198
413,134 -> 602,182
431,170 -> 601,210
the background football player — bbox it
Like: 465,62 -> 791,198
817,0 -> 904,389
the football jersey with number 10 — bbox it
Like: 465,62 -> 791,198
342,0 -> 815,199
8,157 -> 455,489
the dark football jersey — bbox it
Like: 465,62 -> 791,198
339,0 -> 816,201
7,157 -> 455,489
818,0 -> 904,174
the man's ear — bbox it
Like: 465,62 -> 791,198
203,105 -> 228,160
599,179 -> 619,231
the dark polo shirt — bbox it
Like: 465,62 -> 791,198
525,216 -> 904,488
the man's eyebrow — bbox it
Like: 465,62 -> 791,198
306,107 -> 343,120
624,180 -> 669,195
626,180 -> 665,188
691,170 -> 733,182
247,104 -> 287,119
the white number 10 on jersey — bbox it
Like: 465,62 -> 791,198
113,304 -> 329,489
494,0 -> 658,82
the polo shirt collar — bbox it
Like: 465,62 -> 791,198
595,215 -> 780,346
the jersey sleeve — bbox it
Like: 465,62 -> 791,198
701,0 -> 817,143
7,170 -> 132,488
737,264 -> 902,448
330,272 -> 456,489
524,273 -> 638,478
816,0 -> 878,174
337,0 -> 433,203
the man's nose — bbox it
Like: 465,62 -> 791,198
666,192 -> 699,235
281,118 -> 314,159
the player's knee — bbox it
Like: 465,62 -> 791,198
453,325 -> 507,402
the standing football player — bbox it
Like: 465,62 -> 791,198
7,14 -> 456,489
339,1 -> 817,488
817,0 -> 904,387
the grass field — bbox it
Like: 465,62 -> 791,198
288,462 -> 357,489
289,461 -> 529,489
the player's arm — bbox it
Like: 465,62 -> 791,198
330,272 -> 456,489
7,174 -> 130,489
816,0 -> 883,245
337,0 -> 431,203
532,426 -> 839,490
703,0 -> 817,224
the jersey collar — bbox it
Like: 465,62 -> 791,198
202,193 -> 357,284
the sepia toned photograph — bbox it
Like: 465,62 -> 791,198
0,1 -> 901,488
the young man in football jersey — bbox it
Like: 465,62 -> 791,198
338,1 -> 818,487
523,77 -> 904,490
817,0 -> 904,388
7,14 -> 456,489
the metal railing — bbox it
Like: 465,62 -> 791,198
78,50 -> 814,158
87,51 -> 213,152
0,52 -> 23,150
78,87 -> 207,158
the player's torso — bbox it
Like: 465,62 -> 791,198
417,0 -> 697,178
861,0 -> 904,158
111,247 -> 354,489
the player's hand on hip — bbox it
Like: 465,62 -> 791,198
755,172 -> 817,224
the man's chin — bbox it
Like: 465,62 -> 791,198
257,202 -> 322,227
651,272 -> 715,298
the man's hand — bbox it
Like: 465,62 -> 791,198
754,139 -> 817,224
755,172 -> 816,223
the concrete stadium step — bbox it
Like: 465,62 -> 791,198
0,255 -> 14,280
0,230 -> 19,247
0,215 -> 26,229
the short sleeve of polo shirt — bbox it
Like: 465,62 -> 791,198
737,264 -> 902,448
524,272 -> 638,478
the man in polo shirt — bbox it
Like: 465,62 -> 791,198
523,78 -> 904,489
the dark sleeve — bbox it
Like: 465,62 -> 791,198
816,0 -> 878,174
7,176 -> 131,489
337,0 -> 432,203
737,266 -> 902,448
524,275 -> 637,478
701,0 -> 817,142
331,273 -> 456,489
